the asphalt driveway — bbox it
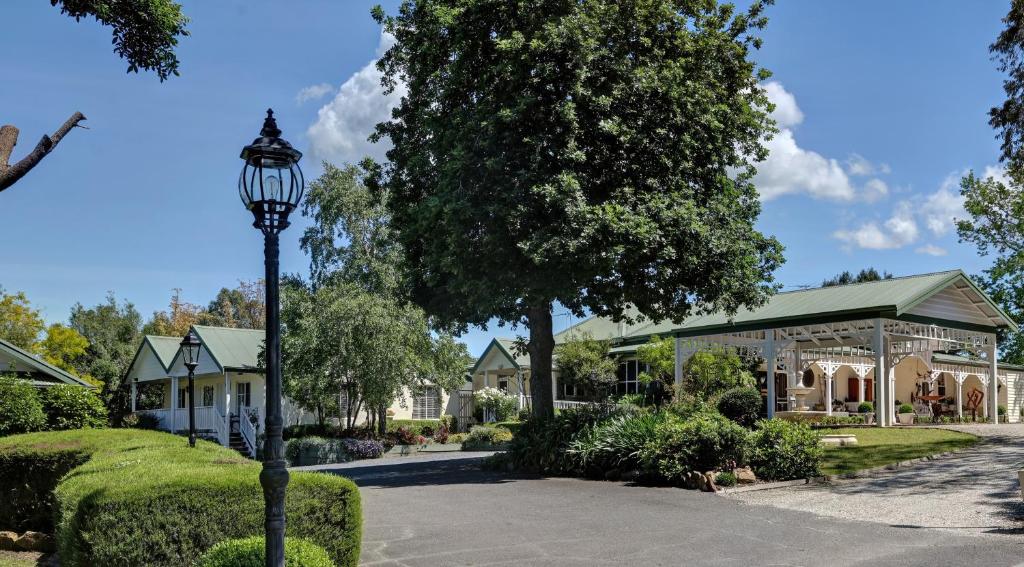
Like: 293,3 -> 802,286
300,452 -> 1024,566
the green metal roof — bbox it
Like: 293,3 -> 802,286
930,352 -> 1024,371
190,326 -> 265,371
147,336 -> 182,371
625,270 -> 1017,340
0,337 -> 94,388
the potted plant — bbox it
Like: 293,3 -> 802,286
858,401 -> 874,424
898,403 -> 915,425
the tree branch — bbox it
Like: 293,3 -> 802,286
0,112 -> 87,192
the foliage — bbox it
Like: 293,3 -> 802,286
898,403 -> 914,413
51,0 -> 190,81
0,288 -> 45,350
745,419 -> 822,481
142,288 -> 206,337
815,415 -> 865,426
635,335 -> 676,393
716,387 -> 763,428
473,387 -> 517,421
568,411 -> 669,473
285,436 -> 384,466
386,419 -> 440,437
681,351 -> 755,401
715,471 -> 738,487
642,410 -> 748,481
0,429 -> 361,566
554,334 -> 618,400
372,0 -> 784,418
393,426 -> 418,445
0,377 -> 46,436
821,268 -> 893,287
197,536 -> 334,567
38,324 -> 89,375
857,402 -> 874,413
462,425 -> 513,450
205,280 -> 265,329
506,406 -> 612,474
69,293 -> 144,416
40,384 -> 108,430
432,424 -> 449,444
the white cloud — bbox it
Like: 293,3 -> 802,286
295,83 -> 334,105
306,32 -> 404,164
833,202 -> 919,250
915,244 -> 948,256
763,81 -> 803,128
982,164 -> 1010,186
920,173 -> 966,236
754,83 -> 888,202
846,153 -> 891,176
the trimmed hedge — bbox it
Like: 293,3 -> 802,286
0,429 -> 361,567
197,536 -> 334,567
746,419 -> 823,481
386,419 -> 440,436
0,376 -> 47,435
40,384 -> 108,430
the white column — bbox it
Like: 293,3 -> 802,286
223,371 -> 230,439
765,331 -> 776,418
872,319 -> 887,427
825,371 -> 833,416
989,341 -> 999,423
888,365 -> 897,426
170,376 -> 179,433
674,337 -> 683,389
858,376 -> 865,403
130,380 -> 137,413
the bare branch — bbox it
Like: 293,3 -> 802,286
0,112 -> 87,192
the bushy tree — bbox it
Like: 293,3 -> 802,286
0,288 -> 45,350
0,376 -> 46,435
69,294 -> 143,417
38,323 -> 90,377
821,268 -> 893,287
716,386 -> 763,428
554,333 -> 618,400
40,384 -> 108,429
681,350 -> 754,401
372,0 -> 784,418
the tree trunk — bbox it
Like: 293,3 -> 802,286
377,406 -> 387,436
525,303 -> 555,419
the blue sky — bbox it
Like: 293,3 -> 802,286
0,1 -> 1011,357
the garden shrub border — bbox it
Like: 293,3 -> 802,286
0,429 -> 361,567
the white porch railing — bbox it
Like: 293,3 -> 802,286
239,406 -> 260,457
553,399 -> 594,410
194,406 -> 228,445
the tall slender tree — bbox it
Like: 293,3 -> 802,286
372,0 -> 784,417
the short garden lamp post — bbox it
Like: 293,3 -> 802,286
238,108 -> 304,567
180,330 -> 202,448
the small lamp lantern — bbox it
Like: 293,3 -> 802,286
239,109 -> 304,234
180,330 -> 202,448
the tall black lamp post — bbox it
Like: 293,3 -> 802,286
180,330 -> 202,448
238,109 -> 304,567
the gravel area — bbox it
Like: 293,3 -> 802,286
730,424 -> 1024,537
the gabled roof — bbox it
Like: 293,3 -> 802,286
172,325 -> 264,372
469,338 -> 530,373
625,270 -> 1016,340
0,337 -> 94,388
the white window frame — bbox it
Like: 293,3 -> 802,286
412,386 -> 441,420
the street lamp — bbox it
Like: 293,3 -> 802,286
180,330 -> 202,448
238,108 -> 304,567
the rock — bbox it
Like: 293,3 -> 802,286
15,531 -> 54,552
735,467 -> 757,484
604,468 -> 622,481
0,531 -> 17,551
684,471 -> 702,490
701,472 -> 719,492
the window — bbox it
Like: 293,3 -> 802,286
202,385 -> 215,407
938,375 -> 947,397
562,382 -> 578,399
412,387 -> 440,420
616,360 -> 645,396
236,382 -> 251,411
498,377 -> 509,392
177,388 -> 186,409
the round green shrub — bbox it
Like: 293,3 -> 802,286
197,536 -> 335,567
40,384 -> 108,430
746,419 -> 822,481
716,387 -> 763,428
715,471 -> 737,487
644,410 -> 748,482
462,425 -> 513,449
857,401 -> 873,413
0,376 -> 46,435
898,403 -> 914,414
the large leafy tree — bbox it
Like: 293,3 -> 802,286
372,0 -> 784,417
205,280 -> 266,329
0,288 -> 45,350
957,0 -> 1024,363
283,163 -> 471,431
68,294 -> 143,416
0,0 -> 189,192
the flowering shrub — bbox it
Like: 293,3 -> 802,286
340,438 -> 385,459
433,424 -> 450,444
394,426 -> 418,445
473,387 -> 517,421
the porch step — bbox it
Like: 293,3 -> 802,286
228,432 -> 254,459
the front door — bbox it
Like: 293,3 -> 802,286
235,382 -> 251,414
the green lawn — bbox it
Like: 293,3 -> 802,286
821,427 -> 979,475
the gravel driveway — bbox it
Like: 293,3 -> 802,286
730,424 -> 1024,537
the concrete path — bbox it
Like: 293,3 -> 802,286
731,424 -> 1024,537
309,451 -> 1024,566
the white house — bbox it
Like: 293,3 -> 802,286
0,337 -> 95,389
125,325 -> 465,455
469,270 -> 1024,426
